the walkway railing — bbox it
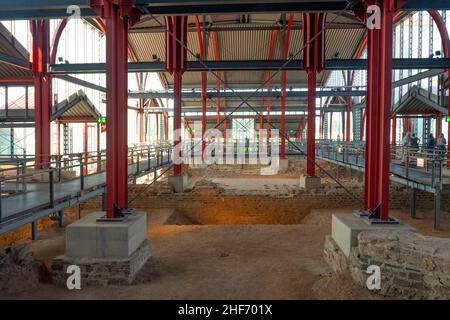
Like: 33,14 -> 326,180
0,143 -> 172,234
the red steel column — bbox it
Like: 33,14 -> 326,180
302,13 -> 326,177
165,16 -> 188,176
91,0 -> 140,218
194,17 -> 207,158
173,72 -> 182,175
97,123 -> 101,153
346,101 -> 352,142
377,0 -> 395,221
306,71 -> 317,176
84,123 -> 89,175
447,70 -> 450,166
330,112 -> 333,139
211,31 -> 222,127
31,20 -> 51,169
266,30 -> 277,142
436,114 -> 441,137
56,120 -> 61,158
156,113 -> 159,142
139,105 -> 144,143
392,116 -> 397,145
361,0 -> 395,220
364,11 -> 381,212
280,14 -> 294,159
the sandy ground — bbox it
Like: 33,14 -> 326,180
0,208 -> 379,300
1,160 -> 447,299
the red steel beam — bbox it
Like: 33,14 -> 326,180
281,13 -> 294,159
391,115 -> 397,146
186,115 -> 306,121
361,0 -> 395,220
265,29 -> 278,142
31,20 -> 51,169
211,31 -> 221,126
165,16 -> 188,176
194,16 -> 207,158
156,113 -> 159,142
50,19 -> 68,65
84,122 -> 89,175
303,12 -> 326,177
56,119 -> 61,158
90,0 -> 137,218
376,0 -> 395,221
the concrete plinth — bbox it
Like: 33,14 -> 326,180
331,212 -> 416,257
299,175 -> 321,190
279,159 -> 289,171
168,174 -> 189,193
52,211 -> 150,286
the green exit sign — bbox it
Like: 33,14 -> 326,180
97,116 -> 107,124
445,116 -> 450,123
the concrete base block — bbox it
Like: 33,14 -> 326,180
168,174 -> 189,193
331,212 -> 416,257
299,175 -> 321,190
279,159 -> 289,171
51,211 -> 150,286
66,211 -> 147,258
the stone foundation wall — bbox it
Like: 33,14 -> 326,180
324,231 -> 450,299
81,183 -> 448,225
0,206 -> 80,248
52,239 -> 150,286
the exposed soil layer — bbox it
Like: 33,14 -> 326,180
0,208 -> 379,300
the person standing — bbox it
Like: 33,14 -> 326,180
410,133 -> 420,151
427,133 -> 436,150
437,133 -> 447,155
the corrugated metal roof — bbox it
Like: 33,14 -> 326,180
0,62 -> 32,80
0,22 -> 32,80
393,86 -> 448,116
53,90 -> 102,121
128,12 -> 367,90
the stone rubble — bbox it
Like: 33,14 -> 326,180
324,230 -> 450,299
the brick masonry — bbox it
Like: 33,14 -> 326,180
80,182 -> 449,225
324,231 -> 450,299
51,239 -> 150,286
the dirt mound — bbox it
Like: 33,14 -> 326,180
0,243 -> 45,294
164,211 -> 200,225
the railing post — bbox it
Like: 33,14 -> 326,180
406,155 -> 409,180
433,157 -> 442,230
31,221 -> 38,240
58,210 -> 64,227
57,156 -> 62,183
49,168 -> 54,207
79,154 -> 84,191
21,160 -> 27,192
148,148 -> 151,170
97,151 -> 102,173
136,153 -> 140,175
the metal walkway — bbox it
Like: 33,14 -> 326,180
288,140 -> 448,228
0,145 -> 172,235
